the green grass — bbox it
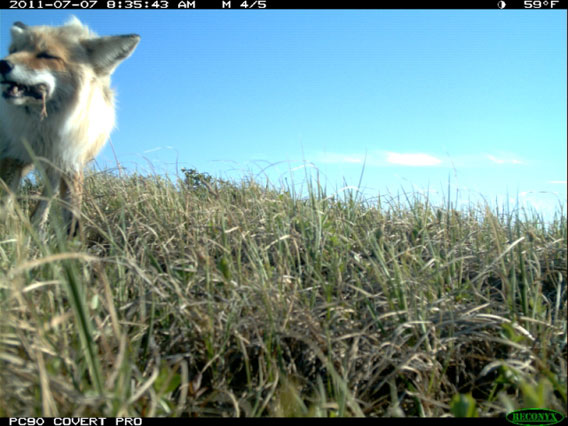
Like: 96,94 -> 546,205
0,168 -> 566,417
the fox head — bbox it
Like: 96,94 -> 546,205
0,17 -> 140,115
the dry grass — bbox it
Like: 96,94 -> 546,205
0,168 -> 566,417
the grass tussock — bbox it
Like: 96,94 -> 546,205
0,168 -> 566,417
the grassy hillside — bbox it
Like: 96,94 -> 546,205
0,169 -> 566,417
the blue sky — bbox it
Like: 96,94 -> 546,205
1,10 -> 566,219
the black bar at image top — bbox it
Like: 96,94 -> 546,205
5,0 -> 567,9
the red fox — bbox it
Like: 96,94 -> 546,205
0,17 -> 139,234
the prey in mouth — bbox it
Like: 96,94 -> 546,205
1,80 -> 49,119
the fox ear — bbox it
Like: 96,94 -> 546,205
82,34 -> 140,75
11,21 -> 28,39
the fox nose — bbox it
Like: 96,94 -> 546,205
0,59 -> 14,75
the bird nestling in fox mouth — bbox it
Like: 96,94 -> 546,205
0,80 -> 47,100
0,80 -> 49,118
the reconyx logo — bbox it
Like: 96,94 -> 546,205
506,409 -> 565,426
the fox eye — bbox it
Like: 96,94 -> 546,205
37,51 -> 59,60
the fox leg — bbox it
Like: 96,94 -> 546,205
59,170 -> 83,236
0,158 -> 32,219
0,157 -> 28,195
27,167 -> 82,236
30,166 -> 61,229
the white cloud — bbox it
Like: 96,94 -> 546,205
316,152 -> 365,164
486,154 -> 524,165
548,180 -> 567,185
386,152 -> 442,167
487,155 -> 504,164
314,151 -> 443,167
316,151 -> 530,168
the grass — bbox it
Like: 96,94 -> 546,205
0,168 -> 566,417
